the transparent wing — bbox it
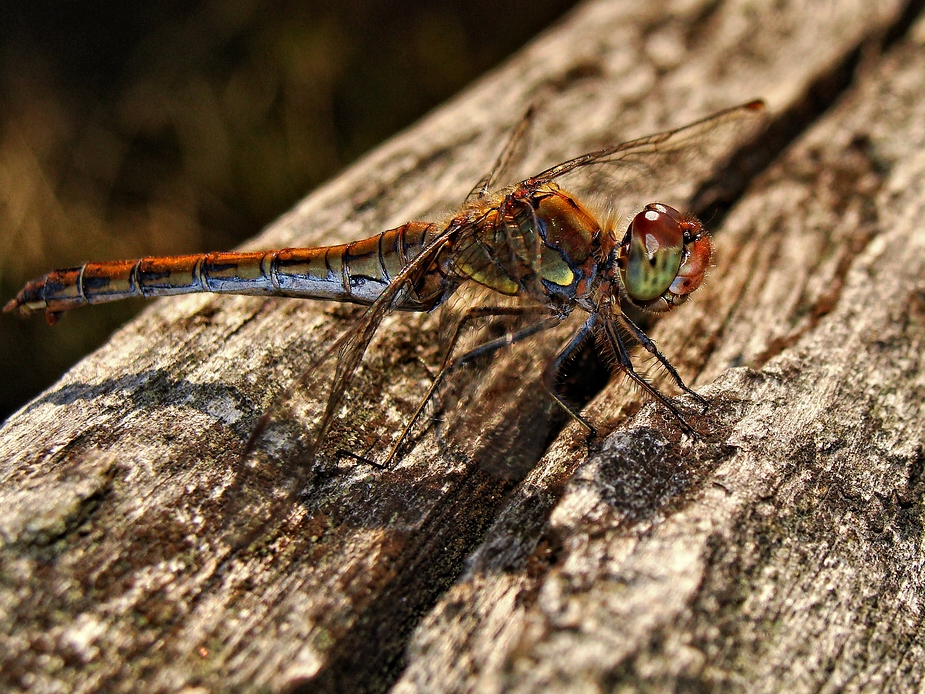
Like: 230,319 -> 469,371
527,100 -> 766,213
226,243 -> 453,545
428,279 -> 578,477
466,105 -> 537,202
245,219 -> 464,467
447,195 -> 547,298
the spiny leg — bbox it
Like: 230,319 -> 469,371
543,314 -> 598,437
615,312 -> 708,411
601,317 -> 699,436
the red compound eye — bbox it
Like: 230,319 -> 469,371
620,203 -> 684,302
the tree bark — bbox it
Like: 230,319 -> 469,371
2,1 -> 924,692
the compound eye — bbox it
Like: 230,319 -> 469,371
620,204 -> 684,302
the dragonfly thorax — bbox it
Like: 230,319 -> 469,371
525,185 -> 603,302
450,184 -> 603,304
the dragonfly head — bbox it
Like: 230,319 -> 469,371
617,203 -> 713,313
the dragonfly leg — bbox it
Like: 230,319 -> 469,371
615,313 -> 709,411
377,306 -> 561,469
543,315 -> 598,437
601,317 -> 700,437
338,448 -> 388,470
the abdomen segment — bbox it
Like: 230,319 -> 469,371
4,221 -> 442,324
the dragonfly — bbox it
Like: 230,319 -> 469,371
5,100 -> 766,469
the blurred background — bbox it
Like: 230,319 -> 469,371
0,0 -> 580,421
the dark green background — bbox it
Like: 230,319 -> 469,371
0,0 -> 579,420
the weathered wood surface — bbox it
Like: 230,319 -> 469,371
2,1 -> 924,692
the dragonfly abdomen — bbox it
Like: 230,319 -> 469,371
5,252 -> 279,324
4,221 -> 445,324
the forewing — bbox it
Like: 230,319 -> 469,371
530,100 -> 766,214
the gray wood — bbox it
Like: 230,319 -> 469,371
1,1 -> 922,692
